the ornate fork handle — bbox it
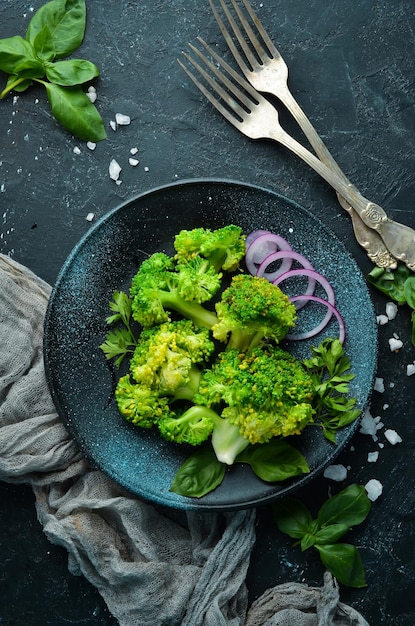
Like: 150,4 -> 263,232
207,0 -> 403,268
269,124 -> 415,270
276,89 -> 398,268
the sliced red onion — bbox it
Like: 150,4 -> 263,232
245,229 -> 273,248
273,268 -> 335,311
257,249 -> 314,283
287,295 -> 345,344
245,232 -> 292,275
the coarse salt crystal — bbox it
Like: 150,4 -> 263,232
144,166 -> 149,172
130,147 -> 138,155
86,88 -> 97,103
110,120 -> 117,131
359,408 -> 378,438
109,159 -> 122,181
129,158 -> 139,166
384,429 -> 402,445
407,362 -> 415,376
115,113 -> 131,125
373,377 -> 385,393
368,451 -> 379,463
87,141 -> 96,151
73,146 -> 81,155
86,213 -> 95,222
365,479 -> 383,502
376,314 -> 389,325
386,301 -> 398,320
323,464 -> 348,482
388,337 -> 403,352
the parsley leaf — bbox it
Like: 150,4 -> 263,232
302,338 -> 360,443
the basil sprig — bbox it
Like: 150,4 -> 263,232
0,0 -> 107,142
170,439 -> 310,498
272,484 -> 371,588
368,262 -> 415,346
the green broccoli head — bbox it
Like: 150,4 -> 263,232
157,405 -> 216,446
212,274 -> 297,351
115,374 -> 174,427
174,225 -> 246,272
194,346 -> 315,447
175,256 -> 223,302
129,252 -> 218,329
130,320 -> 215,398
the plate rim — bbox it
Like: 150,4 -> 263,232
44,177 -> 378,511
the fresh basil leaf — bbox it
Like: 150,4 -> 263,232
403,276 -> 415,309
43,82 -> 107,141
272,497 -> 314,539
0,36 -> 38,75
314,523 -> 350,545
170,446 -> 226,498
367,263 -> 410,304
315,543 -> 367,588
300,532 -> 316,551
13,58 -> 45,79
26,0 -> 86,59
317,484 -> 371,527
45,59 -> 99,86
236,439 -> 309,482
3,74 -> 33,94
32,24 -> 56,62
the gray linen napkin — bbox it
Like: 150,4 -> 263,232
0,253 -> 369,626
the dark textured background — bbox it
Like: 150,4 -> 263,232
1,0 -> 415,624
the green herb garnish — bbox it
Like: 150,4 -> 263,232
368,262 -> 415,346
302,338 -> 360,443
272,484 -> 371,588
0,0 -> 107,142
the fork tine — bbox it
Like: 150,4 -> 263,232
210,0 -> 280,68
208,0 -> 260,71
237,0 -> 281,58
178,55 -> 243,131
178,38 -> 260,131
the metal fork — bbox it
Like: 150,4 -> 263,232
179,39 -> 415,270
207,0 -> 398,269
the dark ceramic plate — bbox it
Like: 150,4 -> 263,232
43,179 -> 377,511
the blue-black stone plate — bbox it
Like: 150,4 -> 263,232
43,179 -> 377,511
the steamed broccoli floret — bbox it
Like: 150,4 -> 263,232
130,320 -> 215,398
158,405 -> 217,446
115,319 -> 216,431
174,225 -> 246,272
212,274 -> 297,351
193,346 -> 315,463
115,374 -> 175,427
130,252 -> 219,329
152,345 -> 315,464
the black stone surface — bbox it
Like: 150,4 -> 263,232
1,1 -> 415,624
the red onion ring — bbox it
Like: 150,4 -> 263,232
273,268 -> 335,311
256,249 -> 314,283
287,295 -> 345,344
245,230 -> 273,248
245,232 -> 292,276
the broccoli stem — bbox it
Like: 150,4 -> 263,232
211,418 -> 250,465
161,293 -> 218,329
173,365 -> 202,401
226,329 -> 264,352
